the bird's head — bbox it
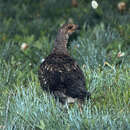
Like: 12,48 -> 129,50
58,24 -> 79,39
53,24 -> 79,54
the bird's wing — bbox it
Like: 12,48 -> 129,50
38,54 -> 90,99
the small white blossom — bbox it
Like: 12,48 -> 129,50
91,0 -> 98,9
117,2 -> 126,11
21,43 -> 28,50
68,18 -> 74,24
29,63 -> 32,66
117,51 -> 125,57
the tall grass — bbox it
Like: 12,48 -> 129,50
0,0 -> 130,129
0,39 -> 129,129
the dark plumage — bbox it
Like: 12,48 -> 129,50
38,24 -> 90,104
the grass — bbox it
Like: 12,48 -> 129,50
0,0 -> 130,129
0,38 -> 129,130
1,70 -> 129,130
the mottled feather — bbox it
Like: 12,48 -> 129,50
38,24 -> 90,104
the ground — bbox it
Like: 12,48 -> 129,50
0,0 -> 130,129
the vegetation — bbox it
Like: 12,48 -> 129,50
0,0 -> 129,129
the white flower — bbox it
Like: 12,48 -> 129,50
117,51 -> 125,57
117,2 -> 126,11
68,18 -> 74,24
91,0 -> 98,9
21,43 -> 28,50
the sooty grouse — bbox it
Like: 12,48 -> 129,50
38,24 -> 90,104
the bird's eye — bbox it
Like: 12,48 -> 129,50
68,25 -> 73,30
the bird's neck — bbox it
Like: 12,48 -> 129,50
52,32 -> 69,55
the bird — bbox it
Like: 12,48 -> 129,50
38,24 -> 90,104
